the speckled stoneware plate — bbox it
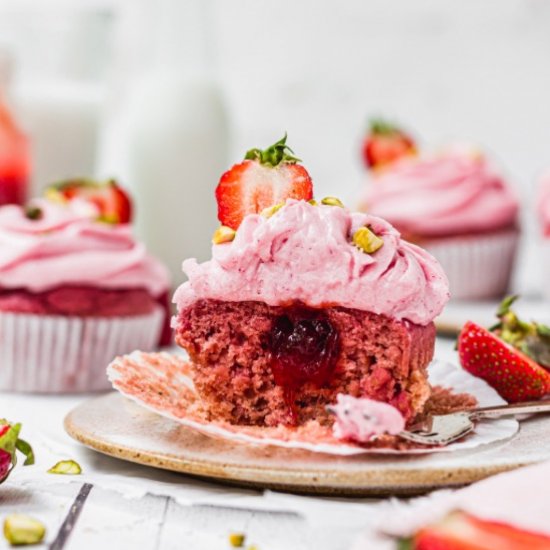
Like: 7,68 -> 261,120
65,392 -> 550,496
435,297 -> 550,336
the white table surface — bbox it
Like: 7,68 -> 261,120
1,339 -> 459,550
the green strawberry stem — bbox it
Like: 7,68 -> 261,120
244,133 -> 301,167
491,295 -> 550,369
369,118 -> 402,135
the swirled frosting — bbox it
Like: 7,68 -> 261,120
360,150 -> 519,238
173,200 -> 449,326
0,199 -> 169,295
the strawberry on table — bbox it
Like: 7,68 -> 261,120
0,419 -> 34,483
361,118 -> 416,170
215,134 -> 313,230
45,178 -> 133,224
402,511 -> 550,550
457,296 -> 550,403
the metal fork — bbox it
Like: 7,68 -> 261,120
400,399 -> 550,446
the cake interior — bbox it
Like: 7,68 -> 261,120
176,299 -> 436,427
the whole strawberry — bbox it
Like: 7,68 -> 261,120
361,118 -> 416,170
215,134 -> 313,230
457,296 -> 550,403
0,420 -> 34,483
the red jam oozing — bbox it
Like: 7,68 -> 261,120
269,308 -> 339,424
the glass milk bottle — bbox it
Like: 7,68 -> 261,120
112,0 -> 229,286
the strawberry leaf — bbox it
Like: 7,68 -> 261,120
245,134 -> 301,167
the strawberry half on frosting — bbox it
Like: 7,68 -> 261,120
215,134 -> 313,230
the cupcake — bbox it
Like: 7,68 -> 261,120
359,122 -> 520,300
0,179 -> 170,392
172,136 -> 449,428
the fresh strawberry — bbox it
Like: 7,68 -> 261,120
215,134 -> 313,230
45,178 -> 132,224
408,511 -> 550,550
458,323 -> 550,403
361,118 -> 416,170
0,420 -> 34,483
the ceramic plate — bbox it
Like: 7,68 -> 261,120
65,392 -> 550,496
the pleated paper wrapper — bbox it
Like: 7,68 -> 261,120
0,307 -> 164,393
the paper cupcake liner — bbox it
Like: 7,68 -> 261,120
0,307 -> 164,393
423,230 -> 519,300
108,352 -> 518,456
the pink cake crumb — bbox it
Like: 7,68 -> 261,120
175,299 -> 436,428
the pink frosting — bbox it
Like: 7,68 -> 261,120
329,394 -> 405,442
538,171 -> 550,237
173,200 -> 449,326
361,150 -> 519,238
0,199 -> 170,296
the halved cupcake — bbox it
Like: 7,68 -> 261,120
173,136 -> 450,428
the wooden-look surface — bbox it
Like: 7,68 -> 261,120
64,392 -> 550,497
0,483 -> 324,550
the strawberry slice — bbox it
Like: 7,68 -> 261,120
215,134 -> 313,230
362,118 -> 416,170
409,511 -> 550,550
457,321 -> 550,403
45,178 -> 132,224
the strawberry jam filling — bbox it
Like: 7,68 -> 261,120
269,307 -> 339,423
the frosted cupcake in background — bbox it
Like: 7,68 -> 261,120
0,179 -> 171,392
358,121 -> 520,300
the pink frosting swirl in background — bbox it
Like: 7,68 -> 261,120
361,150 -> 519,238
173,200 -> 449,326
0,199 -> 170,295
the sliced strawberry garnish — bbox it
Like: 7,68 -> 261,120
215,135 -> 313,230
457,321 -> 550,403
45,179 -> 132,224
411,511 -> 550,550
361,118 -> 416,170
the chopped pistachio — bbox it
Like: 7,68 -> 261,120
24,206 -> 43,221
321,196 -> 344,208
228,532 -> 246,547
43,188 -> 65,204
3,514 -> 46,546
308,199 -> 318,206
260,203 -> 284,218
47,459 -> 82,475
353,227 -> 384,254
212,225 -> 236,245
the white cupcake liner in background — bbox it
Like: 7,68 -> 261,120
423,230 -> 519,300
0,306 -> 164,393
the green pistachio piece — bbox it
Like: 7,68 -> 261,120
212,226 -> 236,245
308,199 -> 318,206
3,514 -> 46,546
228,532 -> 246,547
321,196 -> 344,208
260,203 -> 284,218
352,227 -> 384,254
47,459 -> 82,475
